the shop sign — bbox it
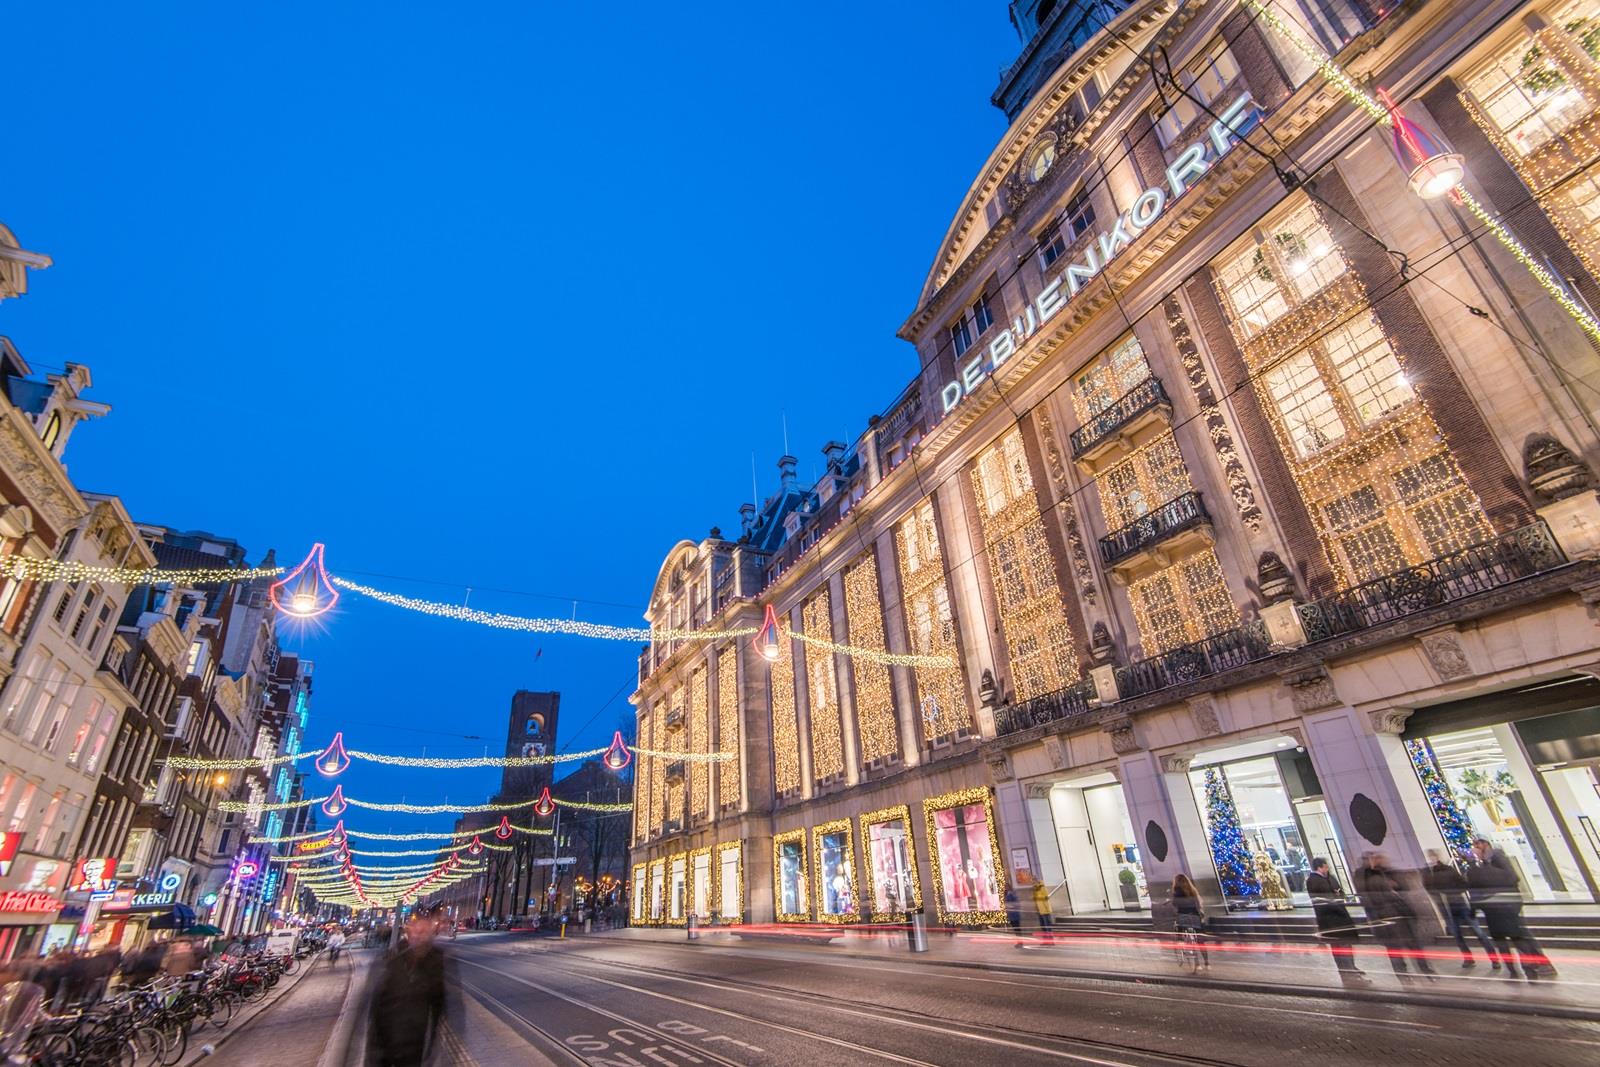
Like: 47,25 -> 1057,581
104,890 -> 174,912
158,872 -> 183,893
937,93 -> 1257,418
0,832 -> 22,877
69,857 -> 119,893
295,836 -> 334,854
0,890 -> 62,914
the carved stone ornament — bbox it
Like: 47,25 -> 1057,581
1041,735 -> 1069,770
1185,697 -> 1222,737
1103,717 -> 1139,755
1159,753 -> 1193,774
1524,432 -> 1594,503
1256,551 -> 1295,602
1418,628 -> 1474,681
1025,782 -> 1053,800
1368,708 -> 1414,735
987,752 -> 1015,782
1282,667 -> 1339,713
1089,622 -> 1117,665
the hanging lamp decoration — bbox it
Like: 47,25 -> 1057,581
330,821 -> 345,844
494,815 -> 513,841
602,731 -> 633,772
322,784 -> 348,817
533,787 -> 556,818
271,543 -> 339,619
1378,89 -> 1465,200
317,732 -> 351,777
468,835 -> 484,856
756,603 -> 783,662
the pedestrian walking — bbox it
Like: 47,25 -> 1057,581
1171,874 -> 1209,970
1354,852 -> 1436,981
1031,879 -> 1053,933
368,910 -> 450,1067
1306,859 -> 1370,985
1467,838 -> 1557,981
1003,888 -> 1023,937
1423,849 -> 1497,970
328,928 -> 346,965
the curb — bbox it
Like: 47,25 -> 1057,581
598,930 -> 1600,1024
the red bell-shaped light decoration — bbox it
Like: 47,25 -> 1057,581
468,835 -> 484,856
533,787 -> 556,818
1378,88 -> 1466,200
270,543 -> 340,619
494,815 -> 513,841
448,854 -> 460,870
322,784 -> 348,817
330,821 -> 346,844
756,603 -> 783,662
602,730 -> 633,772
317,732 -> 350,777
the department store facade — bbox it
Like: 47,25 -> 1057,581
630,0 -> 1600,927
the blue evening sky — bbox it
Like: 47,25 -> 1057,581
2,3 -> 1018,840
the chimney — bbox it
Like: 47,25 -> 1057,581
739,503 -> 757,537
821,440 -> 847,473
777,455 -> 798,492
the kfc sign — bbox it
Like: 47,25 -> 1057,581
0,832 -> 21,877
70,857 -> 119,892
0,891 -> 61,914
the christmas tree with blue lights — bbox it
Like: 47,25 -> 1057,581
1405,739 -> 1475,863
1203,767 -> 1260,902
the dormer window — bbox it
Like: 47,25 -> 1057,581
39,411 -> 61,451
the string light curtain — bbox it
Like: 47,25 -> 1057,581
802,589 -> 845,785
969,429 -> 1081,701
769,626 -> 801,796
842,551 -> 898,765
715,645 -> 739,810
894,500 -> 971,741
689,667 -> 709,819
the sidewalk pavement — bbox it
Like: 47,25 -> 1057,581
597,923 -> 1600,1020
183,949 -> 370,1067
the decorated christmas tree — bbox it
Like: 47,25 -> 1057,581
1405,739 -> 1475,863
1203,767 -> 1260,902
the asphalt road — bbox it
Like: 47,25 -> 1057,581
442,935 -> 1600,1067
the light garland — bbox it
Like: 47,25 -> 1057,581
222,793 -> 631,815
787,628 -> 954,669
218,796 -> 327,813
173,740 -> 715,772
859,804 -> 922,920
773,828 -> 810,922
1242,0 -> 1600,344
895,500 -> 971,740
1164,296 -> 1263,531
0,556 -> 283,586
346,746 -> 608,768
629,746 -> 732,763
715,840 -> 743,923
166,751 -> 318,771
811,818 -> 860,924
770,625 -> 801,796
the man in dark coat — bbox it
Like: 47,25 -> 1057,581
1306,859 -> 1370,984
1424,849 -> 1497,969
368,912 -> 450,1066
1354,852 -> 1436,980
1467,838 -> 1557,980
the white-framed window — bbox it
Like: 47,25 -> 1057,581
1073,334 -> 1152,421
949,293 -> 995,357
1039,186 -> 1097,268
1263,352 -> 1345,456
1152,39 -> 1242,147
1463,1 -> 1600,157
1325,319 -> 1413,424
1215,201 -> 1345,337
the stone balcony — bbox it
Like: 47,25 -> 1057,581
1098,491 -> 1213,582
1070,376 -> 1173,473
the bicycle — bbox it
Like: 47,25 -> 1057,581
1173,916 -> 1205,974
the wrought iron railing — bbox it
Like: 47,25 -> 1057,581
1070,376 -> 1170,458
1099,491 -> 1209,566
994,677 -> 1099,736
1115,621 -> 1273,701
1297,521 -> 1567,644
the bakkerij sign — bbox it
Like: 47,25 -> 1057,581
938,93 -> 1257,417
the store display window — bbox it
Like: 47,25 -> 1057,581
668,855 -> 688,924
812,819 -> 860,923
631,863 -> 646,924
773,829 -> 810,921
923,788 -> 1005,925
648,859 -> 665,923
689,847 -> 713,921
861,804 -> 921,919
716,842 -> 743,923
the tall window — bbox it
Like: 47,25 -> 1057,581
1040,186 -> 1097,268
895,500 -> 971,740
1128,550 -> 1238,654
1097,433 -> 1192,531
1152,39 -> 1242,146
802,591 -> 844,785
1214,201 -> 1346,338
949,293 -> 994,357
971,429 -> 1081,701
1073,335 -> 1152,422
843,551 -> 898,766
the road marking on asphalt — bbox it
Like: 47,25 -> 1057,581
542,959 -> 1166,1067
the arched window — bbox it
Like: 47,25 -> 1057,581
40,411 -> 61,450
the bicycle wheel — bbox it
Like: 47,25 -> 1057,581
132,1025 -> 166,1067
27,1030 -> 77,1067
207,991 -> 236,1029
281,956 -> 298,974
157,1019 -> 187,1067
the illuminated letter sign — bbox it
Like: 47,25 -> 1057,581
0,891 -> 61,914
937,93 -> 1257,417
0,832 -> 21,877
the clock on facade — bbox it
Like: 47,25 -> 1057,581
1027,136 -> 1057,183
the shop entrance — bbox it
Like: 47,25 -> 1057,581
1188,737 -> 1345,908
1047,773 -> 1148,914
1405,682 -> 1600,903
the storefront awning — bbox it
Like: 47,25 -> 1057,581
147,904 -> 197,930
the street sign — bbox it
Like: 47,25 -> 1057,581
530,857 -> 577,867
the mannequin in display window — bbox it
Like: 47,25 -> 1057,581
1254,851 -> 1294,910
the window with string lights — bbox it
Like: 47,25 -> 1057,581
894,500 -> 971,744
970,428 -> 1081,702
842,550 -> 899,770
801,589 -> 845,788
1212,194 -> 1492,587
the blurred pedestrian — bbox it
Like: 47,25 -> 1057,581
368,911 -> 449,1067
118,942 -> 167,990
1467,838 -> 1557,981
1307,859 -> 1370,985
1424,849 -> 1497,970
1003,888 -> 1023,937
327,928 -> 346,964
1354,852 -> 1436,982
1171,874 -> 1209,970
1031,879 -> 1053,933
